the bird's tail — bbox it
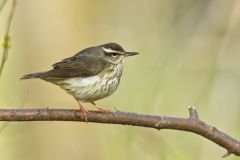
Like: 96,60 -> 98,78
21,72 -> 45,80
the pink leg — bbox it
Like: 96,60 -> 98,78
90,101 -> 113,113
76,100 -> 88,121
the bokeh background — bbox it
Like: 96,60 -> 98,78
1,0 -> 240,160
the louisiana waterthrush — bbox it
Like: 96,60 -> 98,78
21,43 -> 139,119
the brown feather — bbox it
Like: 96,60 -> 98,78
40,55 -> 110,79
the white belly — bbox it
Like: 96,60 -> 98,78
56,63 -> 123,102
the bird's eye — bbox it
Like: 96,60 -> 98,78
111,53 -> 118,57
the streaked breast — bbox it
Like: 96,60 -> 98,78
56,63 -> 123,102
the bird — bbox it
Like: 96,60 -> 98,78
21,43 -> 139,120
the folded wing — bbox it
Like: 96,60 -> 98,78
43,55 -> 109,79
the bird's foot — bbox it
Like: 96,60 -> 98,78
79,104 -> 89,122
95,105 -> 117,117
90,101 -> 117,117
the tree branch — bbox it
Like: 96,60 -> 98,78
0,106 -> 239,157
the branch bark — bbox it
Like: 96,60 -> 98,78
0,106 -> 239,157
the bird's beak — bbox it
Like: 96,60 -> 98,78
125,51 -> 139,57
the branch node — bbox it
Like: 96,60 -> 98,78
45,107 -> 51,112
210,126 -> 218,132
188,106 -> 199,120
154,122 -> 161,130
222,151 -> 231,158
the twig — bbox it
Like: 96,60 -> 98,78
0,0 -> 17,77
0,94 -> 28,133
0,0 -> 7,13
0,106 -> 239,157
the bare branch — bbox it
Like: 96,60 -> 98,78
0,107 -> 239,157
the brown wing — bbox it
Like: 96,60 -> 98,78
41,55 -> 109,79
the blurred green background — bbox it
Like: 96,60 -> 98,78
1,0 -> 240,159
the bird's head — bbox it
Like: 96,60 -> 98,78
87,43 -> 139,64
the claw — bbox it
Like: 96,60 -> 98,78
90,101 -> 117,117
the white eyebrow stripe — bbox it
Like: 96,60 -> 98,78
102,47 -> 124,54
